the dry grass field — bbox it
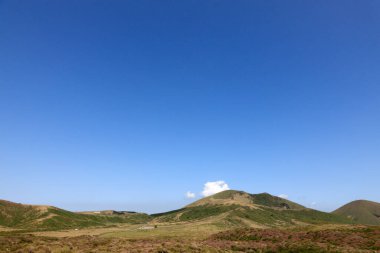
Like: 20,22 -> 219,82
1,224 -> 379,253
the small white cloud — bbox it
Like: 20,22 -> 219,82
278,194 -> 288,199
186,191 -> 196,199
201,181 -> 230,197
311,201 -> 317,206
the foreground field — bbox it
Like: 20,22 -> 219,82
1,225 -> 379,253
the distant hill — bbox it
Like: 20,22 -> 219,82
78,210 -> 138,215
152,190 -> 352,227
333,200 -> 380,225
0,200 -> 150,230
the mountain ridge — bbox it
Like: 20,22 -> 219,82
3,190 -> 378,231
186,190 -> 305,210
152,190 -> 352,227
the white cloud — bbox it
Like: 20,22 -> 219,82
201,181 -> 230,197
310,201 -> 317,206
278,194 -> 288,199
186,191 -> 196,199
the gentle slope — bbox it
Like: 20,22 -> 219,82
333,200 -> 380,225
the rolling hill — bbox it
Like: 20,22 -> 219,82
1,190 -> 359,231
0,200 -> 151,230
333,200 -> 380,225
186,190 -> 305,209
152,190 -> 352,227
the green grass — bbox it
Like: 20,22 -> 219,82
38,208 -> 152,230
227,206 -> 353,226
0,200 -> 152,231
151,203 -> 353,227
150,205 -> 352,226
0,203 -> 46,227
333,200 -> 380,225
179,205 -> 238,221
248,192 -> 305,209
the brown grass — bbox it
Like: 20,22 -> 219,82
0,225 -> 379,253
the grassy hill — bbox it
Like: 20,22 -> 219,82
0,200 -> 151,231
1,190 -> 357,231
333,200 -> 380,225
152,190 -> 352,227
187,190 -> 305,209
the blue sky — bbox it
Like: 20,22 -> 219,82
0,0 -> 379,213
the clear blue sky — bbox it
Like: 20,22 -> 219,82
0,0 -> 379,214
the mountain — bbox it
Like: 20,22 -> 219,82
152,190 -> 352,227
0,190 -> 355,231
333,200 -> 380,225
0,199 -> 151,230
187,190 -> 305,209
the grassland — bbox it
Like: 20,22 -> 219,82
1,191 -> 379,252
0,225 -> 379,253
152,203 -> 352,228
0,200 -> 151,231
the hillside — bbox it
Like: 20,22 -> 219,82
187,190 -> 305,209
78,210 -> 138,215
1,191 -> 356,231
0,200 -> 151,230
333,200 -> 380,225
152,190 -> 352,227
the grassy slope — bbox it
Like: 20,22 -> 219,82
0,200 -> 151,230
153,204 -> 351,226
1,190 -> 357,231
153,191 -> 352,227
0,200 -> 46,228
188,190 -> 305,209
333,200 -> 380,225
